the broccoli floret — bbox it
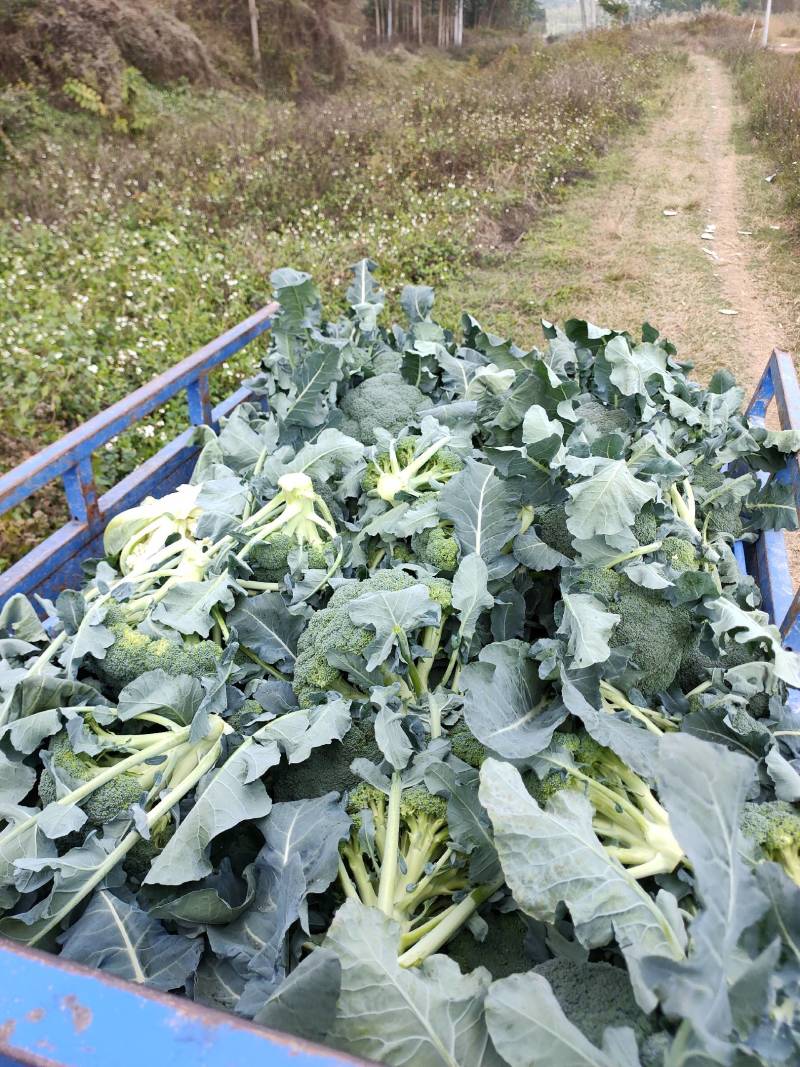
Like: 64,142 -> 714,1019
269,719 -> 382,802
536,504 -> 576,559
533,958 -> 654,1048
339,373 -> 427,445
410,524 -> 460,573
293,570 -> 452,707
239,472 -> 337,582
633,504 -> 659,546
446,910 -> 532,979
94,620 -> 222,693
525,730 -> 685,879
338,776 -> 499,967
576,396 -> 631,435
740,801 -> 800,886
577,569 -> 693,695
39,732 -> 150,824
660,536 -> 697,572
689,464 -> 744,539
248,534 -> 329,583
362,435 -> 463,504
123,816 -> 174,885
450,721 -> 486,768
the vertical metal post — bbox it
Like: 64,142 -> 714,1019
63,458 -> 100,529
187,373 -> 212,426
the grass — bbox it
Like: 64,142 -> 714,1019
0,26 -> 682,570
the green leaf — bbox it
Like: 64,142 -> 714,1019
151,573 -> 238,638
479,759 -> 685,1010
461,641 -> 564,759
556,593 -> 619,669
704,597 -> 800,687
604,336 -> 675,398
641,733 -> 768,1049
325,900 -> 501,1067
117,670 -> 203,725
440,459 -> 522,580
59,890 -> 202,991
254,947 -> 342,1044
256,699 -> 352,766
144,738 -> 279,887
452,554 -> 494,643
486,971 -> 633,1067
281,427 -> 365,481
566,459 -> 658,541
273,346 -> 341,428
348,585 -> 440,671
401,284 -> 435,323
227,592 -> 305,671
424,762 -> 501,884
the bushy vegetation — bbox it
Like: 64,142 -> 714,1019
0,26 -> 680,569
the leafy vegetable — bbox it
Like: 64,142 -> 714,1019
2,261 -> 799,1067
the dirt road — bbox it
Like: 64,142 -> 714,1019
438,52 -> 798,395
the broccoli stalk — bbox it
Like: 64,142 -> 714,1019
527,732 -> 685,879
0,716 -> 228,948
338,778 -> 503,968
363,436 -> 462,504
599,681 -> 677,736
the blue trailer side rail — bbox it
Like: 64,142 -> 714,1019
0,302 -> 278,611
743,349 -> 800,650
0,938 -> 370,1067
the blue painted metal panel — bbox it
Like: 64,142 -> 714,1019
0,940 -> 372,1067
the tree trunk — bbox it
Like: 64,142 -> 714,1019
375,0 -> 382,41
761,0 -> 772,47
247,0 -> 262,86
387,0 -> 393,40
578,0 -> 587,32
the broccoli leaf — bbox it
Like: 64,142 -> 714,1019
461,641 -> 565,759
440,459 -> 522,580
452,554 -> 494,643
117,670 -> 203,725
59,889 -> 202,991
228,592 -> 305,672
486,971 -> 637,1067
479,759 -> 685,1011
640,734 -> 769,1050
254,947 -> 342,1044
325,900 -> 501,1067
257,699 -> 352,766
348,585 -> 440,671
566,459 -> 658,541
556,593 -> 619,670
151,573 -> 239,639
144,738 -> 279,886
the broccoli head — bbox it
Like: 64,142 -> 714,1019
94,616 -> 222,694
362,435 -> 463,504
239,472 -> 337,582
576,568 -> 693,695
535,504 -> 576,560
338,777 -> 499,967
676,631 -> 770,707
293,570 -> 452,706
533,958 -> 654,1048
38,732 -> 147,824
740,801 -> 800,886
339,373 -> 427,445
633,504 -> 659,547
525,730 -> 685,879
660,536 -> 698,572
269,718 -> 382,803
411,523 -> 459,573
445,910 -> 532,980
450,721 -> 486,769
690,463 -> 744,539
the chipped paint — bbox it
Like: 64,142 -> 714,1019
61,996 -> 92,1035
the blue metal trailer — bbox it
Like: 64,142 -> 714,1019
0,311 -> 798,1066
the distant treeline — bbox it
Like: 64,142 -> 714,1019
367,0 -> 543,47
